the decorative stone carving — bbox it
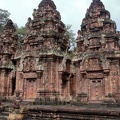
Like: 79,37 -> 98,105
23,57 -> 35,72
0,0 -> 119,108
74,0 -> 120,103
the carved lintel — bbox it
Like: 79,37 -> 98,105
87,72 -> 103,79
80,70 -> 86,74
23,72 -> 37,79
103,69 -> 110,74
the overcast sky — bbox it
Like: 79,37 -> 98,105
0,0 -> 120,37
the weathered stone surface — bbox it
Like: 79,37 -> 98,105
73,0 -> 120,104
23,105 -> 120,120
14,0 -> 71,101
0,19 -> 18,97
0,0 -> 120,119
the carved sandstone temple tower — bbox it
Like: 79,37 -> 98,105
73,0 -> 120,103
15,0 -> 73,101
0,0 -> 120,106
0,20 -> 18,97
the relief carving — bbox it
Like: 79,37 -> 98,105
23,57 -> 35,72
83,58 -> 102,71
87,72 -> 103,79
1,56 -> 9,67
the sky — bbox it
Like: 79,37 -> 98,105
0,0 -> 120,37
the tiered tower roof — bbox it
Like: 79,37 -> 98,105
22,0 -> 69,56
39,0 -> 56,9
3,19 -> 16,33
0,19 -> 18,69
76,0 -> 118,53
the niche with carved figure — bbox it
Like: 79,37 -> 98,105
87,58 -> 102,71
23,57 -> 35,72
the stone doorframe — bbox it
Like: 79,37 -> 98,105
88,79 -> 103,101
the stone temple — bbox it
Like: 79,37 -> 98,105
0,0 -> 120,119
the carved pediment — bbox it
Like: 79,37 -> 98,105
23,56 -> 35,72
24,72 -> 37,79
87,72 -> 103,79
82,57 -> 102,71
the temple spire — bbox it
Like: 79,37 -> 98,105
39,0 -> 56,9
93,0 -> 100,2
3,19 -> 16,32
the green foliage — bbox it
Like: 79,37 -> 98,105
0,24 -> 3,32
0,9 -> 10,32
13,23 -> 18,29
0,9 -> 10,26
65,24 -> 76,50
16,26 -> 27,39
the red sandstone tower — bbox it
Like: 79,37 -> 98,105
14,0 -> 74,101
0,20 -> 18,97
0,0 -> 120,119
73,0 -> 120,103
0,0 -> 120,105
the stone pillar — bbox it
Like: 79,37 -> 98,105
16,60 -> 23,94
1,69 -> 6,96
75,62 -> 81,95
58,71 -> 63,100
8,79 -> 12,96
67,79 -> 71,99
104,75 -> 109,97
23,78 -> 27,99
36,71 -> 43,98
50,58 -> 53,96
56,59 -> 59,93
16,71 -> 19,91
6,71 -> 10,97
36,72 -> 40,98
52,58 -> 57,99
16,72 -> 24,97
88,79 -> 91,101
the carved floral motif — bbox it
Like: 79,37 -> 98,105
87,72 -> 103,79
23,57 -> 35,72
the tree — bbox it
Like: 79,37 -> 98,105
16,26 -> 27,39
0,9 -> 10,32
0,9 -> 10,24
65,24 -> 76,50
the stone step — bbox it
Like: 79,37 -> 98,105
1,111 -> 9,116
0,115 -> 8,120
0,111 -> 9,120
0,116 -> 8,120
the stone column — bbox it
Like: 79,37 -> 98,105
56,59 -> 59,93
23,78 -> 27,99
67,79 -> 70,99
58,71 -> 63,100
7,71 -> 10,96
88,79 -> 91,101
1,69 -> 6,96
50,58 -> 53,94
36,72 -> 40,98
16,60 -> 23,93
75,62 -> 81,95
16,71 -> 19,91
8,78 -> 12,96
16,71 -> 24,97
36,71 -> 43,98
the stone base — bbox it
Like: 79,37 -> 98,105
23,105 -> 120,120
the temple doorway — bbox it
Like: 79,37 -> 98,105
26,79 -> 36,99
12,78 -> 16,95
62,80 -> 68,99
90,79 -> 102,101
